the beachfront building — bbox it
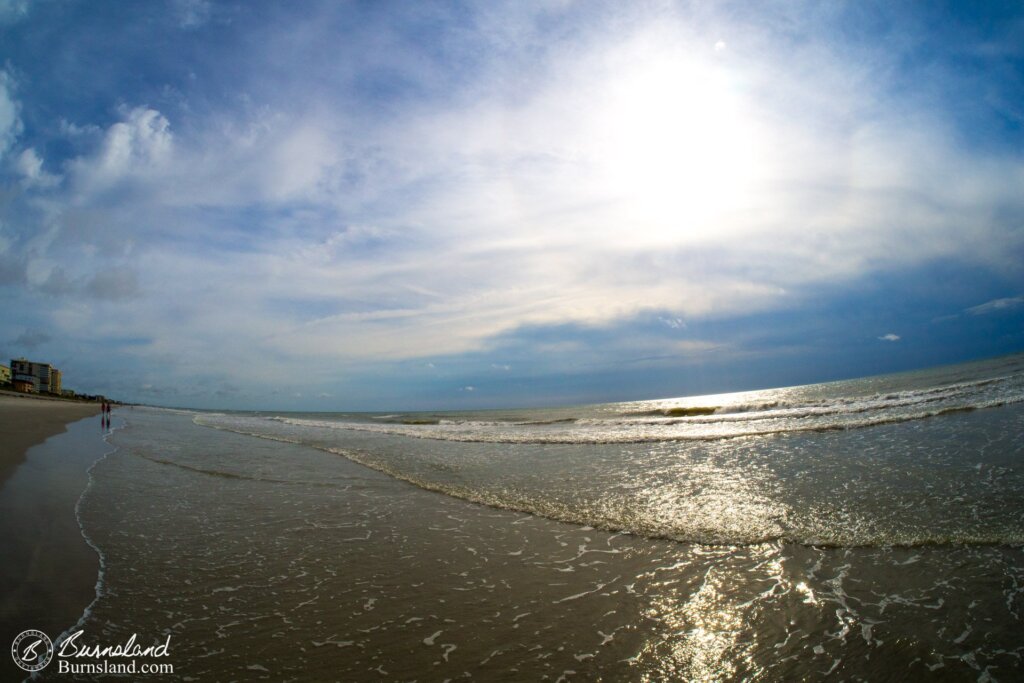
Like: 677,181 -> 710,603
10,358 -> 62,394
12,377 -> 37,393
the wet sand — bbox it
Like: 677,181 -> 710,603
0,400 -> 108,681
0,393 -> 101,486
65,407 -> 1024,680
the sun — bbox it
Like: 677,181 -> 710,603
588,46 -> 764,246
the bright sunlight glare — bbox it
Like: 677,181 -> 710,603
589,44 -> 765,247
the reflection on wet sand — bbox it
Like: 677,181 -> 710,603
61,404 -> 1024,680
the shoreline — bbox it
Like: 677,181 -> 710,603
0,394 -> 102,487
75,405 -> 1024,680
0,401 -> 110,681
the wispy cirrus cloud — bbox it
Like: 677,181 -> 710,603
0,0 -> 30,26
1,2 -> 1022,408
966,296 -> 1024,316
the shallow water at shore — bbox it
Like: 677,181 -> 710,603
0,414 -> 109,682
67,394 -> 1024,680
199,354 -> 1024,549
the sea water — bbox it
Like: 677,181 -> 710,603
66,354 -> 1024,680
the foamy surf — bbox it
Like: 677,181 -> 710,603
197,370 -> 1024,445
77,361 -> 1024,681
42,416 -> 127,679
192,355 -> 1024,549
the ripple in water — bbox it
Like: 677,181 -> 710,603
196,353 -> 1024,547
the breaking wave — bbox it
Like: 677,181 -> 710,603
192,357 -> 1024,548
212,373 -> 1024,445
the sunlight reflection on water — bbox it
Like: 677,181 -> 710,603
636,457 -> 789,544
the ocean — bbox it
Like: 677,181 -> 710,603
61,353 -> 1024,680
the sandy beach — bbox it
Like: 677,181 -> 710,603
0,396 -> 106,681
0,393 -> 101,486
2,355 -> 1023,679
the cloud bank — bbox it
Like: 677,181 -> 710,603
1,2 -> 1023,408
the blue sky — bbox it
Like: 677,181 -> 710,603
1,0 -> 1022,410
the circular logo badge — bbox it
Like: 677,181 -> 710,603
11,630 -> 53,672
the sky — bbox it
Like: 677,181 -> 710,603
0,0 -> 1023,411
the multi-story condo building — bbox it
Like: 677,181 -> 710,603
10,358 -> 62,394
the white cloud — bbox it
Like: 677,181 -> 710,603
966,295 -> 1024,315
16,148 -> 60,188
63,109 -> 349,210
69,107 -> 172,196
878,333 -> 901,342
104,108 -> 172,165
174,0 -> 211,28
659,317 -> 686,330
41,23 -> 1024,368
0,70 -> 23,160
9,4 -> 1024,399
262,123 -> 340,202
